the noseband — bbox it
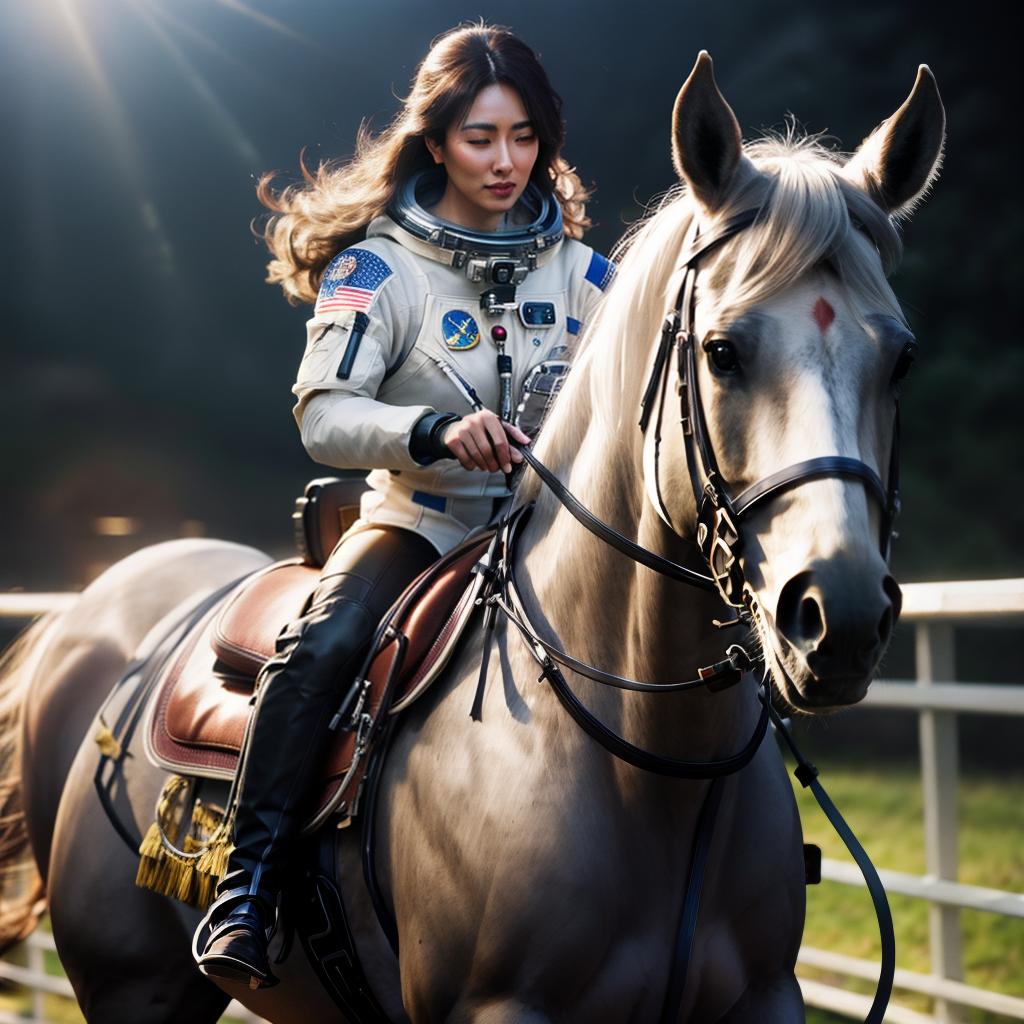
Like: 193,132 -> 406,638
639,208 -> 902,609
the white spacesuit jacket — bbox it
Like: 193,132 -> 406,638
292,213 -> 614,553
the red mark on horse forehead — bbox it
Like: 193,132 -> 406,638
813,297 -> 835,332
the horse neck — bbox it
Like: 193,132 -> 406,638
515,419 -> 757,767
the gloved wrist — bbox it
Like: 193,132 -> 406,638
409,412 -> 461,465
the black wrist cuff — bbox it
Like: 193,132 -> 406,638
409,412 -> 461,465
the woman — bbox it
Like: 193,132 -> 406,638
194,22 -> 614,989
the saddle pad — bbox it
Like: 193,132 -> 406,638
144,530 -> 494,826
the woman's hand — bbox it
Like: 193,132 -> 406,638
442,410 -> 531,474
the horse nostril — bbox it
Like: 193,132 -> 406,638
776,571 -> 823,656
799,595 -> 823,645
883,575 -> 903,626
876,575 -> 901,650
777,564 -> 897,679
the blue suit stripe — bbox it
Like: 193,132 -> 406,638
584,251 -> 615,291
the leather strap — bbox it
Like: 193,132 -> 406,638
517,445 -> 717,591
497,591 -> 745,693
676,208 -> 762,268
658,776 -> 725,1024
770,706 -> 895,1024
732,456 -> 887,517
540,659 -> 769,779
638,320 -> 675,434
299,829 -> 393,1022
468,503 -> 765,774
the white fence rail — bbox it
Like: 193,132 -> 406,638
3,580 -> 1023,1022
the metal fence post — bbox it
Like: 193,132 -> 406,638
916,620 -> 963,1023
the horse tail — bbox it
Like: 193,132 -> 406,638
0,615 -> 55,951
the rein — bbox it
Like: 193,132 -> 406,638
483,503 -> 770,780
515,444 -> 718,591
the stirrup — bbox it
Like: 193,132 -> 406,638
192,887 -> 279,990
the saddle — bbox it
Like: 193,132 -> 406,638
143,478 -> 494,830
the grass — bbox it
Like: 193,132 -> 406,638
1,765 -> 1020,1022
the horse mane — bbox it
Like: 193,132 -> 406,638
522,127 -> 907,500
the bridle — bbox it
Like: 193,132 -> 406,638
464,206 -> 901,1023
639,207 -> 902,611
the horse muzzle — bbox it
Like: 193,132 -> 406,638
765,555 -> 902,709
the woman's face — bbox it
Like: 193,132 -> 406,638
425,83 -> 540,232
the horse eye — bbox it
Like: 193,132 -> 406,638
891,341 -> 919,386
705,338 -> 741,376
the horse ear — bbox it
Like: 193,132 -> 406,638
842,65 -> 946,218
672,52 -> 743,213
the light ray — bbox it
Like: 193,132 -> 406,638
211,0 -> 319,49
52,0 -> 177,278
146,1 -> 267,87
55,0 -> 108,90
132,1 -> 262,166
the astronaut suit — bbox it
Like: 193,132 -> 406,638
295,167 -> 614,552
195,166 -> 614,986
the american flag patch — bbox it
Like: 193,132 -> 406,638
315,248 -> 392,317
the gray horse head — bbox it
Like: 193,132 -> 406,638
670,54 -> 944,709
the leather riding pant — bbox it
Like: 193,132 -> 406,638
217,525 -> 437,915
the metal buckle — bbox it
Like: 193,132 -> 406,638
697,500 -> 745,608
354,711 -> 373,754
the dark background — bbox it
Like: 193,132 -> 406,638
1,0 -> 1020,594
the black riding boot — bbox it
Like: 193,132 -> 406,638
192,526 -> 436,989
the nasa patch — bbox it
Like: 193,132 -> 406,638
441,310 -> 480,351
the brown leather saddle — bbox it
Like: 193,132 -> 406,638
143,477 -> 494,829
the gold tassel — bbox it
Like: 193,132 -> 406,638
94,724 -> 121,759
193,831 -> 234,910
190,799 -> 223,839
135,821 -> 196,903
136,776 -> 196,904
135,821 -> 164,890
136,776 -> 235,909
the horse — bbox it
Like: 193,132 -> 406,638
0,53 -> 944,1023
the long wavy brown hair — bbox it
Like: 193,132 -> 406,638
257,23 -> 592,305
